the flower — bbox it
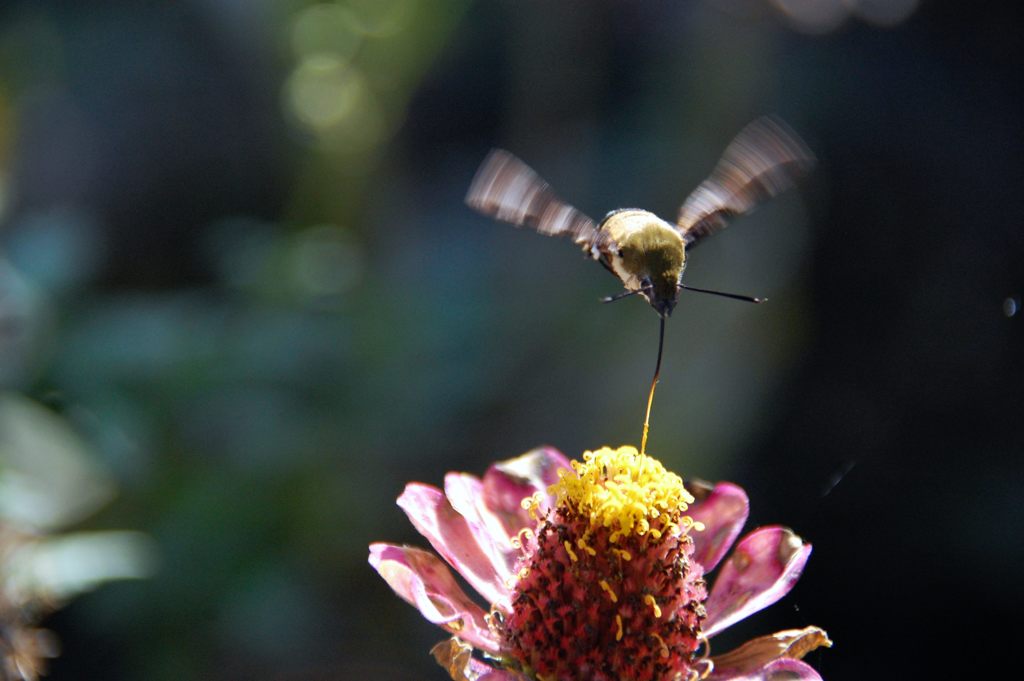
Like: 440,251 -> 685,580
369,446 -> 830,681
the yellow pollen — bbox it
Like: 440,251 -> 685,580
522,493 -> 543,520
681,516 -> 706,533
576,537 -> 597,556
650,632 -> 670,658
511,527 -> 534,550
615,614 -> 623,642
549,446 -> 697,540
690,658 -> 714,681
644,594 -> 662,618
506,565 -> 531,589
599,580 -> 618,603
563,540 -> 578,563
447,617 -> 464,632
612,548 -> 632,561
697,633 -> 712,662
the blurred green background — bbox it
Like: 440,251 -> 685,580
0,1 -> 1021,679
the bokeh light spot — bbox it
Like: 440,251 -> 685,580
770,0 -> 848,34
346,0 -> 415,37
285,55 -> 367,132
289,3 -> 361,62
770,0 -> 918,32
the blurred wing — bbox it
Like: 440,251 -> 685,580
466,149 -> 614,255
676,117 -> 815,245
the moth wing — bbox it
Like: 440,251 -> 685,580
466,149 -> 615,256
676,117 -> 815,245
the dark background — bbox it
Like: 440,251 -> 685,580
0,1 -> 1020,679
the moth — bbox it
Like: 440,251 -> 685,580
466,116 -> 813,315
466,117 -> 814,451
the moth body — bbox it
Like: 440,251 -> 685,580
599,209 -> 686,318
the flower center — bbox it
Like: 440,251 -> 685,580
549,446 -> 703,542
501,446 -> 708,681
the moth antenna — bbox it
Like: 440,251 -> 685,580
640,315 -> 666,455
679,283 -> 766,304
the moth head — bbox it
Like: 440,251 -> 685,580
640,274 -> 680,318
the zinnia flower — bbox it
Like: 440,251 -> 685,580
369,446 -> 830,680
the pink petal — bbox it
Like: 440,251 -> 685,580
708,658 -> 823,681
760,659 -> 823,681
397,483 -> 512,610
444,472 -> 520,575
703,526 -> 812,638
368,543 -> 501,653
481,447 -> 573,537
688,481 -> 750,572
707,627 -> 832,680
